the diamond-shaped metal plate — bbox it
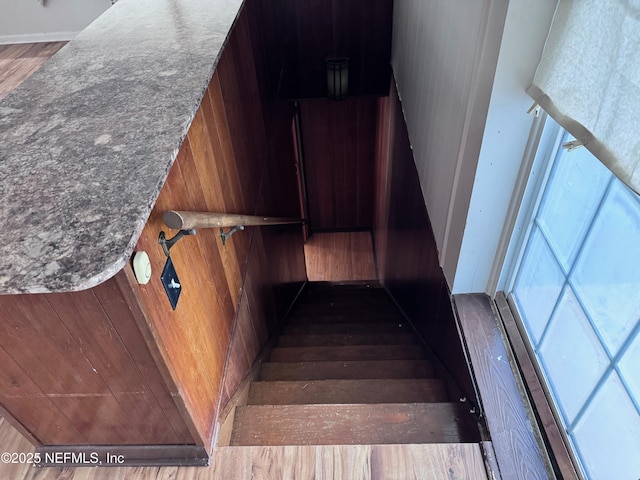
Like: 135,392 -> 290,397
160,256 -> 182,310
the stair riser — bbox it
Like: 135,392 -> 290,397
248,379 -> 448,405
269,345 -> 425,362
231,403 -> 480,446
259,360 -> 435,381
284,322 -> 408,335
277,333 -> 416,347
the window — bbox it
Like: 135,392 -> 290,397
505,121 -> 640,480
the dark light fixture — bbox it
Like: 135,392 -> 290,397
326,58 -> 349,100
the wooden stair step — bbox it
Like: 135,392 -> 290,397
304,283 -> 382,293
295,297 -> 393,308
277,333 -> 416,347
289,312 -> 403,324
284,322 -> 408,335
230,403 -> 480,445
301,290 -> 391,302
248,379 -> 449,405
211,444 -> 489,480
293,303 -> 394,313
259,360 -> 435,381
292,299 -> 397,308
269,345 -> 424,362
292,303 -> 398,313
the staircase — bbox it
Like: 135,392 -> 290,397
229,282 -> 481,447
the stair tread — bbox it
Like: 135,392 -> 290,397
284,322 -> 408,335
270,345 -> 425,362
248,378 -> 448,405
289,312 -> 402,323
277,333 -> 416,347
260,360 -> 435,381
230,403 -> 480,446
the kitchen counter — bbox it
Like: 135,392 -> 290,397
0,0 -> 243,294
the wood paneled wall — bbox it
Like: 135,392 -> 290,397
373,81 -> 476,405
0,276 -> 193,446
131,0 -> 306,451
391,0 -> 506,284
0,0 -> 306,454
264,0 -> 392,99
301,98 -> 377,230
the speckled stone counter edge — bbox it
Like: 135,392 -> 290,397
0,0 -> 245,294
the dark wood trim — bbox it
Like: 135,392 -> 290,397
453,293 -> 552,480
495,292 -> 582,480
35,445 -> 208,467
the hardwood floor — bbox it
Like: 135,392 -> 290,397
0,42 -> 66,100
0,439 -> 488,479
304,232 -> 377,281
0,415 -> 489,479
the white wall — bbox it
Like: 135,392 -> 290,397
391,0 -> 508,287
452,0 -> 558,294
0,0 -> 112,44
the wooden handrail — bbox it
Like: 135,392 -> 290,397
163,211 -> 304,230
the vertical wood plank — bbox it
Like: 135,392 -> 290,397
92,278 -> 194,444
127,1 -> 306,451
372,80 -> 477,406
45,291 -> 175,444
300,98 -> 377,230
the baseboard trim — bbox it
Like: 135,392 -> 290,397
35,445 -> 208,467
0,32 -> 78,45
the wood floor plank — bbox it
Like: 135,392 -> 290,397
211,444 -> 488,480
304,232 -> 377,282
0,42 -> 66,100
4,445 -> 488,479
0,416 -> 36,480
259,360 -> 435,381
0,417 -> 486,479
248,379 -> 449,405
269,345 -> 425,362
231,403 -> 481,445
370,444 -> 488,480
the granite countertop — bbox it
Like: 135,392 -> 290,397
0,0 -> 244,294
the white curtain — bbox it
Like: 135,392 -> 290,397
527,0 -> 640,195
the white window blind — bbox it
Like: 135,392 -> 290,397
527,0 -> 640,195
